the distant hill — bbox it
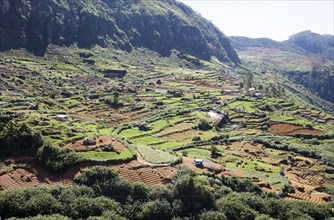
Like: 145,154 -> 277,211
230,30 -> 334,61
286,30 -> 334,61
231,31 -> 334,105
0,0 -> 240,64
230,36 -> 309,56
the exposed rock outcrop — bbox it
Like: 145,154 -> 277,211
0,0 -> 240,64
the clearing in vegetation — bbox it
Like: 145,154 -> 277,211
269,122 -> 326,136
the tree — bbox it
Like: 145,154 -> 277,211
239,82 -> 244,90
113,91 -> 120,105
66,197 -> 121,219
217,197 -> 257,220
137,199 -> 172,220
37,143 -> 82,172
200,211 -> 227,220
172,167 -> 215,215
245,72 -> 254,89
74,166 -> 132,203
192,136 -> 201,142
197,117 -> 212,131
210,146 -> 219,158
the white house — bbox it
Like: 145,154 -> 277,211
52,114 -> 69,122
254,92 -> 264,98
249,88 -> 256,96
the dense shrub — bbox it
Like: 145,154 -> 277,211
65,196 -> 121,219
197,117 -> 212,131
0,187 -> 62,218
6,214 -> 71,220
137,199 -> 172,220
37,143 -> 83,172
0,166 -> 333,220
0,122 -> 44,158
74,166 -> 132,203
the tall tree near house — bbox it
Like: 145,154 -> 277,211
239,82 -> 244,90
245,72 -> 253,89
113,91 -> 120,105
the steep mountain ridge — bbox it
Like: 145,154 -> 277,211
0,0 -> 240,64
230,31 -> 334,106
230,30 -> 334,61
286,30 -> 334,61
230,36 -> 309,56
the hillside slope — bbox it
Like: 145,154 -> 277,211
230,31 -> 334,106
0,0 -> 239,64
230,36 -> 309,56
230,31 -> 334,61
286,30 -> 334,61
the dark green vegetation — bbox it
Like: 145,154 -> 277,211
1,166 -> 333,220
0,120 -> 43,158
287,30 -> 334,61
0,0 -> 239,63
0,120 -> 82,172
283,67 -> 334,104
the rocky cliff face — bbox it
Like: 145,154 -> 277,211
0,0 -> 240,64
284,67 -> 334,104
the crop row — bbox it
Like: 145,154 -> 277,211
136,145 -> 177,164
263,148 -> 286,156
224,154 -> 280,173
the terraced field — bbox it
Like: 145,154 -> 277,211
79,149 -> 134,161
263,148 -> 287,156
136,145 -> 178,164
269,122 -> 326,135
117,167 -> 163,186
0,167 -> 72,190
224,154 -> 281,173
155,122 -> 195,137
285,192 -> 329,204
161,129 -> 217,143
1,47 -> 333,207
132,135 -> 165,146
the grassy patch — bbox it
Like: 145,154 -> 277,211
228,101 -> 257,113
119,129 -> 145,138
153,141 -> 181,150
180,148 -> 211,159
79,149 -> 133,161
148,119 -> 169,133
132,135 -> 165,145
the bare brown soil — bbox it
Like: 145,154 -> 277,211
269,123 -> 325,135
112,161 -> 177,186
0,162 -> 74,191
222,171 -> 248,178
181,157 -> 224,174
0,159 -> 176,190
65,136 -> 128,152
0,168 -> 49,190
